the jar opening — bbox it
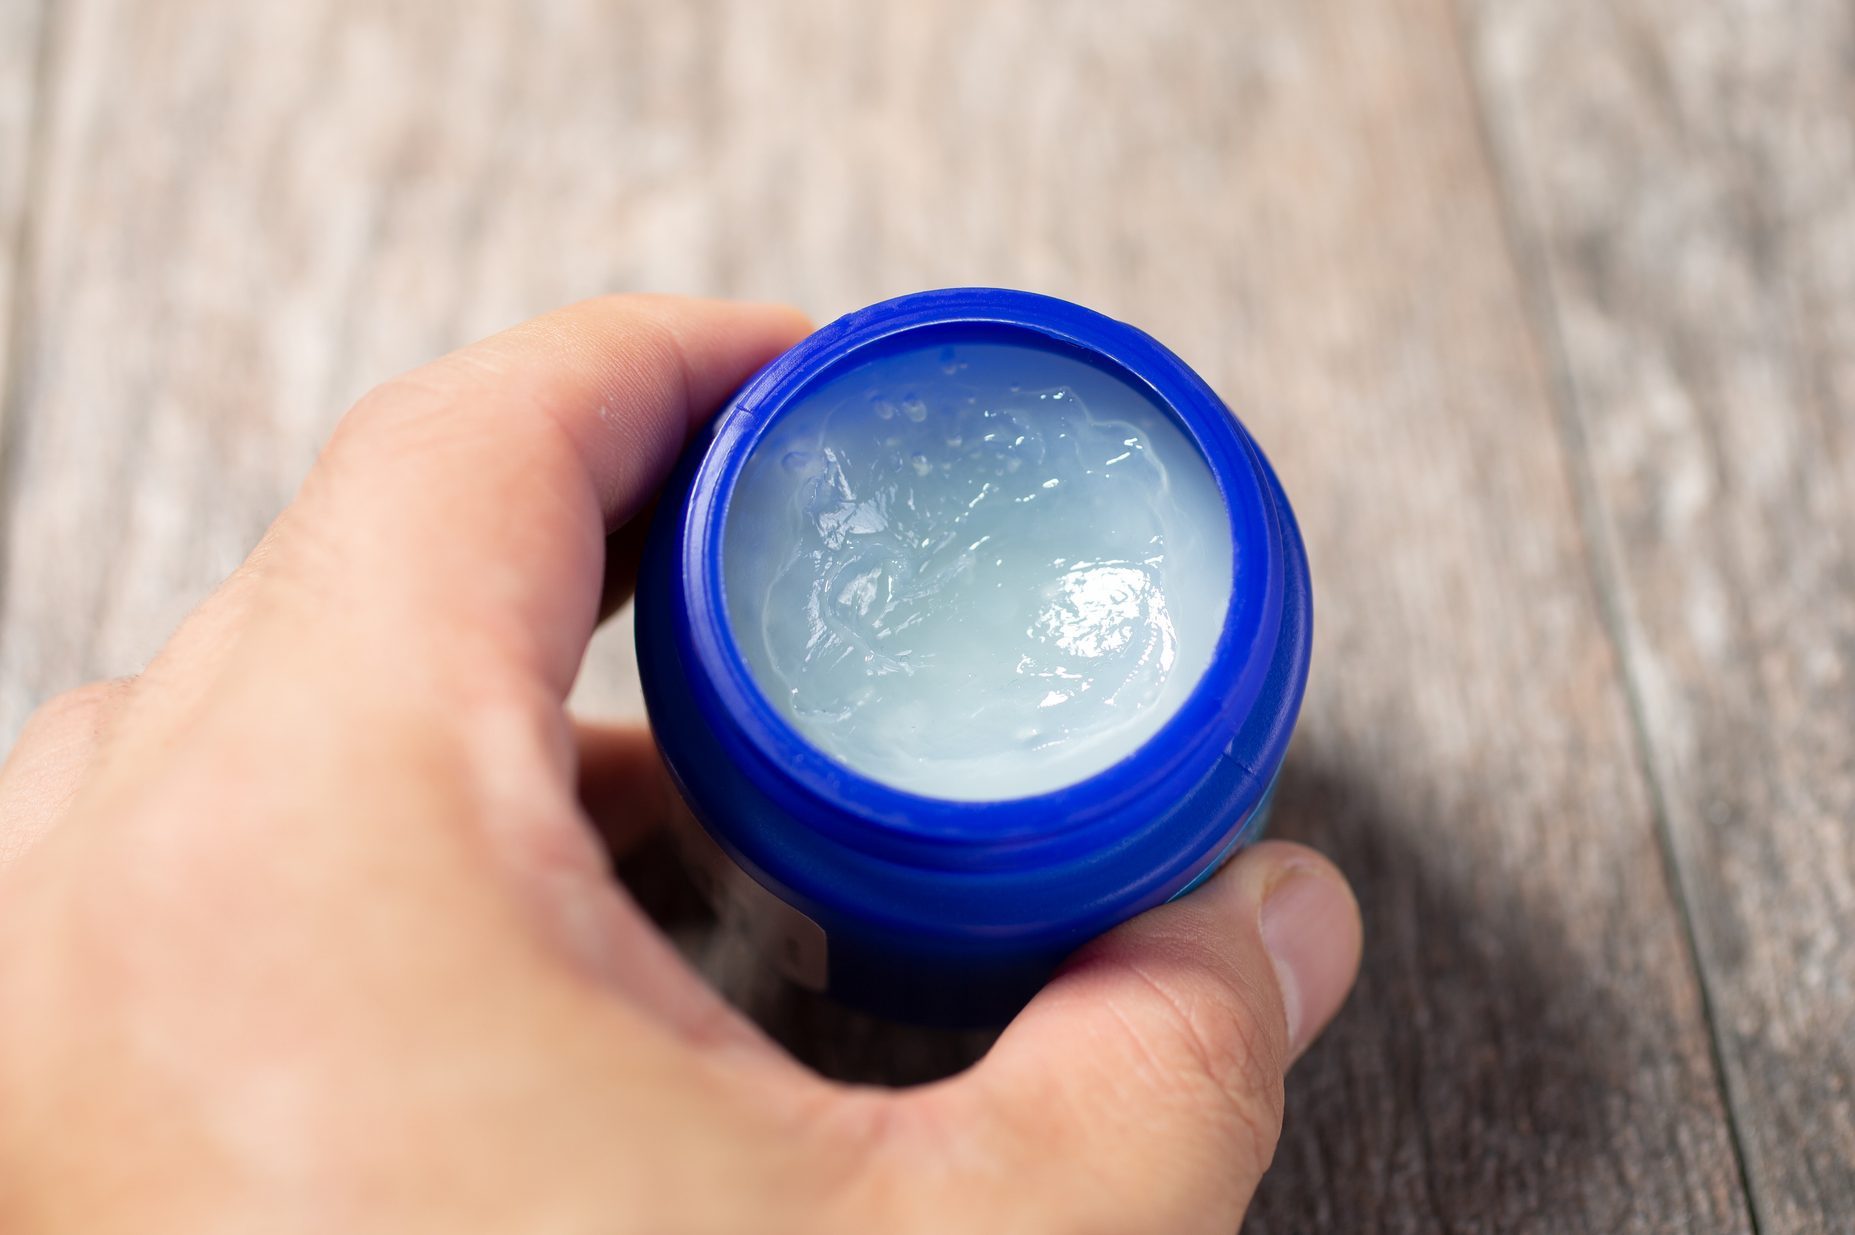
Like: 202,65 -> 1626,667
718,326 -> 1233,802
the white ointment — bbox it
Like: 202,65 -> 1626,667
722,339 -> 1232,800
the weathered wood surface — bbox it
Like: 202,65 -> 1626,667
0,0 -> 51,562
0,0 -> 1846,1229
1466,2 -> 1855,1230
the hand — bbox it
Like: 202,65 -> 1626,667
0,297 -> 1362,1234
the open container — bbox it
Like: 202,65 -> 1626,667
635,288 -> 1311,1027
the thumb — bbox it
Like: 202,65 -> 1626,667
950,840 -> 1361,1233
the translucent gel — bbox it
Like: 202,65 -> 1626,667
722,339 -> 1233,801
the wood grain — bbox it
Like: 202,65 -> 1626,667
0,0 -> 1824,1228
1465,1 -> 1855,1229
0,0 -> 52,591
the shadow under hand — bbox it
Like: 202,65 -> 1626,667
1242,749 -> 1653,1233
617,833 -> 999,1086
623,745 -> 1644,1229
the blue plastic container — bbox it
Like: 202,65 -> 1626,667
636,288 -> 1311,1027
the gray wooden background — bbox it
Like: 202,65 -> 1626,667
1,2 -> 1850,1231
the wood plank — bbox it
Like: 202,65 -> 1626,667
0,0 -> 53,681
0,0 -> 725,736
0,0 -> 1757,1228
1464,1 -> 1855,1229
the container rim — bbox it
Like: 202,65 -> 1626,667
679,287 -> 1286,852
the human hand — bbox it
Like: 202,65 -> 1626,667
0,297 -> 1362,1234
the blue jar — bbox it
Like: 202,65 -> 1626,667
635,288 -> 1311,1027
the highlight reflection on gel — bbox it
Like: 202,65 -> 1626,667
636,289 -> 1312,1025
722,341 -> 1232,800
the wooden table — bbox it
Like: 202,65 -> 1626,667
1,2 -> 1849,1230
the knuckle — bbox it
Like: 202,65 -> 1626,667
1124,964 -> 1287,1173
326,374 -> 457,461
20,679 -> 130,747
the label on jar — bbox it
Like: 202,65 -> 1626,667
672,808 -> 829,991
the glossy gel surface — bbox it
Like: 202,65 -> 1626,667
721,338 -> 1232,800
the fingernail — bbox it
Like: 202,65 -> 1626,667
1260,864 -> 1360,1056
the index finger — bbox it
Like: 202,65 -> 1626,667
264,295 -> 809,700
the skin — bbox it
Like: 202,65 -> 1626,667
0,297 -> 1363,1235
